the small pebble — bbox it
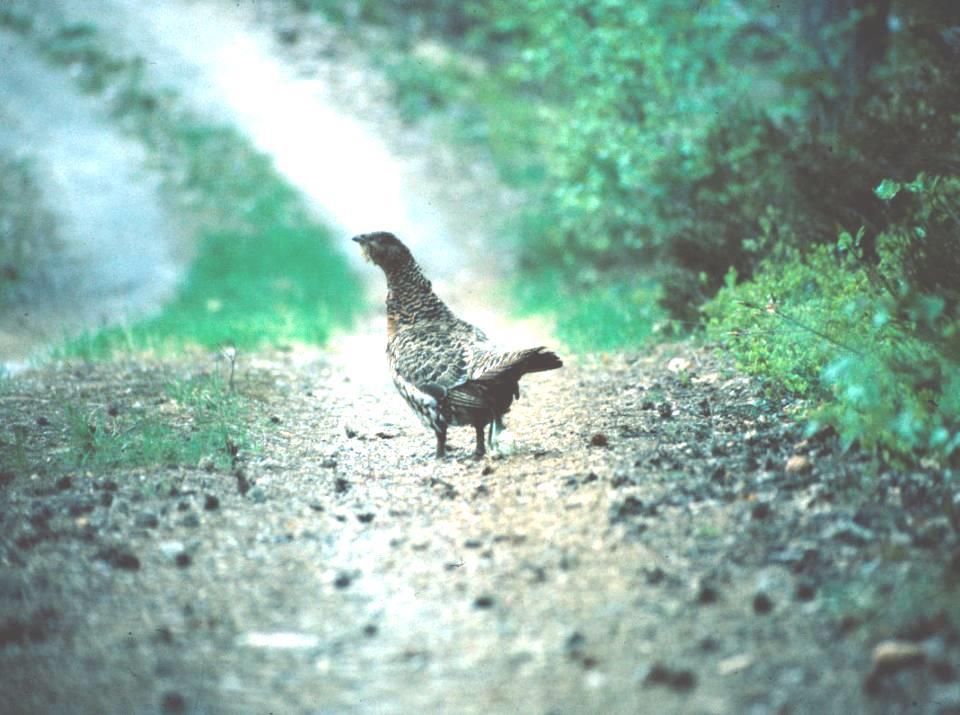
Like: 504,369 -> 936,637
203,494 -> 220,511
473,595 -> 495,610
752,592 -> 774,615
785,455 -> 811,475
871,640 -> 926,675
334,573 -> 352,589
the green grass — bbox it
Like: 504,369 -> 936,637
63,371 -> 253,470
513,269 -> 664,352
6,16 -> 363,358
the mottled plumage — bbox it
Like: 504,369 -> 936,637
352,231 -> 563,459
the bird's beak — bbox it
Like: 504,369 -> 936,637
352,234 -> 372,262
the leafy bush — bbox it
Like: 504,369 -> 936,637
707,174 -> 960,465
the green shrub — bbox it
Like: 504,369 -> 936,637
706,173 -> 960,465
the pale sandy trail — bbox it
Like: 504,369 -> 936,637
0,30 -> 181,365
6,0 -> 551,377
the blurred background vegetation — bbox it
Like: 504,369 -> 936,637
291,0 -> 959,466
2,1 -> 957,468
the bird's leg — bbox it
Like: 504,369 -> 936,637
435,425 -> 447,460
488,418 -> 501,451
474,424 -> 486,459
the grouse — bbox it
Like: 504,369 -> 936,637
352,231 -> 562,459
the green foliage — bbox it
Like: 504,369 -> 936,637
12,20 -> 363,357
707,175 -> 960,465
513,269 -> 664,353
59,120 -> 358,358
64,372 -> 254,470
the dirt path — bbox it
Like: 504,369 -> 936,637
0,30 -> 183,365
2,344 -> 957,713
1,2 -> 958,714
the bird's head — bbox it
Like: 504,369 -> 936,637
351,231 -> 413,272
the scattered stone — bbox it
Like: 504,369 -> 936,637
565,632 -> 587,655
699,636 -> 721,652
97,547 -> 140,571
752,592 -> 774,615
464,539 -> 483,549
785,455 -> 811,476
582,472 -> 598,484
159,542 -> 186,560
751,502 -> 772,520
363,623 -> 378,637
0,608 -> 58,646
107,403 -> 120,417
180,513 -> 201,529
269,415 -> 281,424
481,464 -> 495,476
642,400 -> 656,411
695,581 -> 719,605
657,403 -> 673,420
717,653 -> 753,676
334,478 -> 350,494
795,580 -> 817,602
333,573 -> 353,589
67,498 -> 95,517
135,512 -> 159,529
56,476 -> 72,491
865,640 -> 928,693
473,484 -> 490,498
161,691 -> 186,714
473,595 -> 495,609
36,415 -> 50,427
589,433 -> 609,448
203,494 -> 220,511
930,659 -> 955,682
710,465 -> 728,484
248,487 -> 267,504
610,496 -> 656,524
871,640 -> 926,676
239,631 -> 321,649
356,512 -> 375,524
644,567 -> 666,585
667,356 -> 692,374
825,519 -> 875,546
321,458 -> 338,469
175,552 -> 192,568
276,25 -> 300,45
644,663 -> 697,691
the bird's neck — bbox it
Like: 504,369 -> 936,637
384,259 -> 453,337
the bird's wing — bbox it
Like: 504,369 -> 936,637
388,322 -> 472,393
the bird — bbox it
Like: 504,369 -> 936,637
352,231 -> 562,460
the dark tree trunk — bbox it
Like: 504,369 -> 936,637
801,0 -> 891,131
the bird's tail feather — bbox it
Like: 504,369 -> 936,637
481,347 -> 562,382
